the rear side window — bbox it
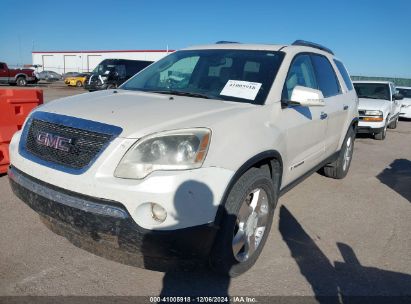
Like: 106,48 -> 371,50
126,61 -> 152,76
311,55 -> 341,97
334,59 -> 353,91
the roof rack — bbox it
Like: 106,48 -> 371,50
292,40 -> 334,55
215,41 -> 240,44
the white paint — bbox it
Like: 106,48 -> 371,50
11,43 -> 360,232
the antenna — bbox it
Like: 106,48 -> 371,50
215,41 -> 240,44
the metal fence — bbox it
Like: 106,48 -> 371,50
351,76 -> 411,87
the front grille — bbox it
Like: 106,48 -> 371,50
25,119 -> 113,169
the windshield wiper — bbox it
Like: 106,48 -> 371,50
358,96 -> 382,99
149,90 -> 210,99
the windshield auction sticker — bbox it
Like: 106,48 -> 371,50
220,80 -> 262,100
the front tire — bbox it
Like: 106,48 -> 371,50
388,116 -> 398,129
374,121 -> 388,140
76,81 -> 82,87
323,127 -> 355,179
210,167 -> 277,277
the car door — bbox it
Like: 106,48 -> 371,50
390,83 -> 401,117
310,54 -> 348,156
0,63 -> 8,83
279,54 -> 327,186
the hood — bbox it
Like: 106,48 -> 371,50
358,98 -> 390,111
401,97 -> 411,106
36,89 -> 254,138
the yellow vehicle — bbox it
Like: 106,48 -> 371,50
64,73 -> 88,87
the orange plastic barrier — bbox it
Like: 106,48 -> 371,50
0,143 -> 9,174
0,89 -> 43,174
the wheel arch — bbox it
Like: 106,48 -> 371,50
338,117 -> 358,149
14,73 -> 27,80
351,117 -> 358,132
213,150 -> 283,227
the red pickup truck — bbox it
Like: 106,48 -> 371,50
0,62 -> 38,86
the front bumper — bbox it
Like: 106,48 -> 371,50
10,127 -> 233,231
8,166 -> 218,268
357,126 -> 384,134
27,76 -> 38,84
84,82 -> 108,91
357,119 -> 385,134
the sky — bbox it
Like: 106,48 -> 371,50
1,0 -> 410,78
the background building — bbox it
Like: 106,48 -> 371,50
32,49 -> 172,74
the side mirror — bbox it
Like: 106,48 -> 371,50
393,93 -> 403,101
289,86 -> 325,107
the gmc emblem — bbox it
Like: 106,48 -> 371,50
36,131 -> 72,152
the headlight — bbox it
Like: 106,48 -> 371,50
401,104 -> 410,108
364,110 -> 382,116
115,128 -> 211,179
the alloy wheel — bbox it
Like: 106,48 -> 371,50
232,188 -> 269,262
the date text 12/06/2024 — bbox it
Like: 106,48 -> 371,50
149,296 -> 257,303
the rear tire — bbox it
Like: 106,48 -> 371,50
16,76 -> 27,87
323,127 -> 355,179
210,166 -> 277,277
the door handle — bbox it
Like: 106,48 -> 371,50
320,112 -> 328,120
343,105 -> 349,110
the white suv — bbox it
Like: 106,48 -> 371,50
397,86 -> 411,119
8,40 -> 358,276
353,81 -> 403,139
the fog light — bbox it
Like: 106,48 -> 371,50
150,203 -> 167,223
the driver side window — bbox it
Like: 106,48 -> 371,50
282,54 -> 317,101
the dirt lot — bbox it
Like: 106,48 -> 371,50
0,83 -> 410,300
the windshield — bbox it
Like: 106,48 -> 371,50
398,88 -> 411,98
354,83 -> 390,101
120,49 -> 285,105
92,62 -> 125,76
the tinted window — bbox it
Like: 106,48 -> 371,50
115,65 -> 127,78
398,88 -> 411,98
126,61 -> 152,76
353,83 -> 390,101
282,54 -> 317,100
0,63 -> 5,69
334,59 -> 353,91
311,55 -> 340,97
